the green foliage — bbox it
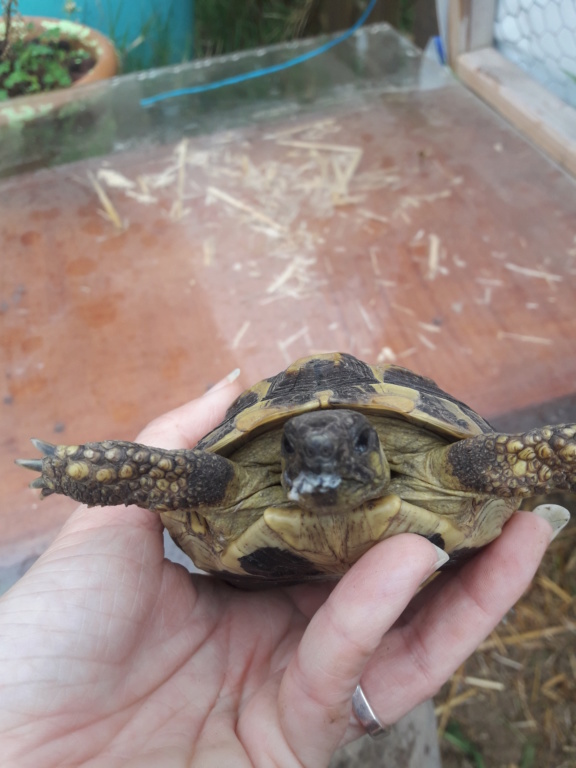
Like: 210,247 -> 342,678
0,4 -> 92,100
519,741 -> 536,768
399,0 -> 414,33
194,0 -> 416,58
443,720 -> 486,768
195,0 -> 312,58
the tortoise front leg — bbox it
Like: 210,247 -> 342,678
441,425 -> 576,498
17,439 -> 236,512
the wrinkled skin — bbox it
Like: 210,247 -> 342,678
0,378 -> 555,768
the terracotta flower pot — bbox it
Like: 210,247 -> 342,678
0,17 -> 119,126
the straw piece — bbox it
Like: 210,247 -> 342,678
231,321 -> 251,350
426,234 -> 441,280
488,629 -> 508,656
491,652 -> 523,671
536,575 -> 573,605
418,322 -> 441,334
437,666 -> 465,739
479,624 -> 576,651
434,688 -> 477,716
542,673 -> 567,691
207,186 -> 287,233
464,676 -> 505,691
359,305 -> 374,332
87,172 -> 125,231
277,326 -> 312,363
96,169 -> 135,189
170,139 -> 188,221
418,333 -> 437,351
497,331 -> 553,346
276,139 -> 362,153
504,263 -> 562,281
264,118 -> 337,140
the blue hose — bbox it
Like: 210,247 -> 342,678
141,0 -> 379,107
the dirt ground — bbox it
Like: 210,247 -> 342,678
437,504 -> 576,768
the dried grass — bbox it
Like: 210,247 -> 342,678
438,510 -> 576,768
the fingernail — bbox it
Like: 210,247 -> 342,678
431,543 -> 450,570
532,504 -> 571,541
208,368 -> 241,393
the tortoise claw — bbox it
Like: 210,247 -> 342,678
30,476 -> 50,491
31,438 -> 57,456
16,438 -> 56,471
15,457 -> 44,472
16,439 -> 57,494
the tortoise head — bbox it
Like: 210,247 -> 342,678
280,409 -> 390,514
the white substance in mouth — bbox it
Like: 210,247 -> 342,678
287,472 -> 342,501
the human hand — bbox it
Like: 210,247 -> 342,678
0,379 -> 561,768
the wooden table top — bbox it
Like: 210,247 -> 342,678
2,82 -> 575,567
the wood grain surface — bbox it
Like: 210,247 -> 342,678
2,83 -> 575,557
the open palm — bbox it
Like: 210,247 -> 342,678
0,381 -> 556,768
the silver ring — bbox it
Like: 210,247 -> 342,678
352,684 -> 388,739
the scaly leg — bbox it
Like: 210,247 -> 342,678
17,439 -> 237,512
438,425 -> 576,498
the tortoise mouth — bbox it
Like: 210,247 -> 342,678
286,470 -> 342,499
285,470 -> 343,511
282,468 -> 383,513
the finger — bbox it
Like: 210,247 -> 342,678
137,371 -> 243,449
277,534 -> 445,766
352,511 -> 553,730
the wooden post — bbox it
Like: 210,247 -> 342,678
447,0 -> 497,65
447,0 -> 576,178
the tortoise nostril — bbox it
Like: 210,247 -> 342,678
305,433 -> 336,461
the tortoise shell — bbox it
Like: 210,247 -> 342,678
198,352 -> 492,455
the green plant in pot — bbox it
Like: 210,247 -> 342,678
0,0 -> 118,103
0,2 -> 94,100
0,0 -> 119,176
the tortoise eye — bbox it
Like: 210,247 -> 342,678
282,434 -> 295,455
354,428 -> 372,454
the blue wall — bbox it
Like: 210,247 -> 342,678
18,0 -> 194,69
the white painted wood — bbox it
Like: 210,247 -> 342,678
456,47 -> 576,177
469,0 -> 497,49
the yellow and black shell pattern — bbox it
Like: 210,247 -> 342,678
197,352 -> 492,455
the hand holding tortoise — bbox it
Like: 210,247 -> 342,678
1,355 -> 569,767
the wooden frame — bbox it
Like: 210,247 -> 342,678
448,0 -> 576,177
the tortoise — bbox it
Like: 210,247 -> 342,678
18,352 -> 576,586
